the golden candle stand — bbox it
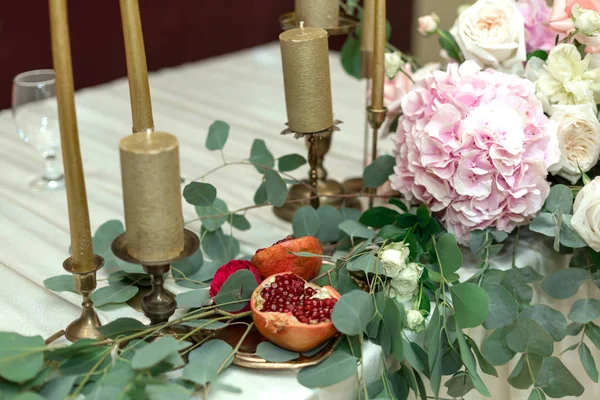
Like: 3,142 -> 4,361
273,121 -> 362,222
111,229 -> 199,325
62,255 -> 105,342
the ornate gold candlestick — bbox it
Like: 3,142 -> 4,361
112,229 -> 199,325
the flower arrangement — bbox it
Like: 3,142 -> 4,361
2,1 -> 600,400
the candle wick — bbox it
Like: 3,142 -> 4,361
300,21 -> 305,33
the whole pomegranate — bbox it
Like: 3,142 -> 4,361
250,272 -> 340,352
251,236 -> 323,280
210,260 -> 262,313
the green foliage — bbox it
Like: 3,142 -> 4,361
482,284 -> 519,329
297,351 -> 358,388
277,154 -> 306,172
331,290 -> 375,335
183,182 -> 217,206
202,228 -> 240,263
434,233 -> 463,277
527,50 -> 549,61
506,318 -> 554,357
176,289 -> 210,308
264,169 -> 287,207
519,305 -> 567,341
98,318 -> 146,339
587,322 -> 600,350
212,269 -> 258,312
438,30 -> 464,62
451,283 -> 489,329
249,139 -> 274,173
341,32 -> 362,79
569,299 -> 600,323
339,220 -> 375,239
579,343 -> 599,382
255,342 -> 300,362
359,207 -> 401,229
43,275 -> 76,293
292,206 -> 320,237
131,337 -> 181,370
195,198 -> 229,231
508,354 -> 541,389
536,357 -> 584,398
172,248 -> 204,280
363,155 -> 396,189
205,120 -> 229,151
316,206 -> 343,243
91,283 -> 139,307
231,213 -> 251,231
0,333 -> 45,383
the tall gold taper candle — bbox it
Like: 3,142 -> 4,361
120,132 -> 184,263
280,26 -> 334,133
361,0 -> 374,78
120,0 -> 154,133
370,0 -> 386,110
49,0 -> 95,273
295,0 -> 339,29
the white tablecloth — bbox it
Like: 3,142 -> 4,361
1,43 -> 598,400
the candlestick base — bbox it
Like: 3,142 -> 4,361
63,255 -> 105,342
279,11 -> 359,36
112,229 -> 200,326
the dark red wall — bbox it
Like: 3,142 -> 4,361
0,1 -> 412,110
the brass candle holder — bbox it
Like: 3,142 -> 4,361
63,255 -> 105,342
112,229 -> 199,325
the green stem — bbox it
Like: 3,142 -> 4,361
217,322 -> 255,373
525,354 -> 537,388
512,227 -> 520,269
69,347 -> 114,398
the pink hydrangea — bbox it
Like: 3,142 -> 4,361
517,0 -> 557,53
391,61 -> 559,243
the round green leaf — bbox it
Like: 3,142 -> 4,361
292,206 -> 320,237
40,376 -> 77,400
172,248 -> 204,279
146,383 -> 191,400
12,393 -> 45,400
205,120 -> 230,151
445,372 -> 474,398
195,198 -> 229,232
505,318 -> 554,357
508,354 -> 542,390
91,284 -> 139,307
346,253 -> 378,275
586,322 -> 600,350
188,339 -> 233,367
316,206 -> 343,243
183,361 -> 218,385
482,284 -> 518,330
202,229 -> 240,263
278,154 -> 306,172
0,333 -> 45,383
341,33 -> 361,79
231,214 -> 251,231
331,290 -> 375,335
97,318 -> 146,339
264,169 -> 287,207
212,270 -> 258,312
255,342 -> 300,362
569,299 -> 600,324
131,337 -> 180,370
254,181 -> 267,205
363,155 -> 395,189
537,357 -> 584,398
542,268 -> 590,299
338,220 -> 374,239
482,328 -> 515,366
183,182 -> 217,206
297,351 -> 358,388
519,305 -> 567,341
545,184 -> 573,214
43,275 -> 76,293
435,233 -> 463,276
249,139 -> 274,173
359,207 -> 401,229
176,289 -> 210,308
579,343 -> 599,383
450,283 -> 489,329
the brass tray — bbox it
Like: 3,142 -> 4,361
191,321 -> 342,370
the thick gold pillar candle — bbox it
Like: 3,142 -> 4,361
120,0 -> 154,133
49,0 -> 95,273
295,0 -> 339,28
370,0 -> 386,110
280,27 -> 334,134
119,132 -> 184,262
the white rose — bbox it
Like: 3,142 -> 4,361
385,263 -> 423,303
548,105 -> 600,184
573,177 -> 600,251
384,51 -> 403,80
450,0 -> 526,70
418,13 -> 439,36
406,310 -> 425,332
379,242 -> 410,278
527,44 -> 600,113
572,4 -> 600,36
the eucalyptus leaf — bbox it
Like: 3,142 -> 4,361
11,393 -> 45,400
255,342 -> 300,362
579,343 -> 599,382
172,248 -> 204,280
176,289 -> 211,308
560,215 -> 588,248
501,268 -> 534,305
254,181 -> 267,205
529,212 -> 556,237
520,305 -> 567,341
528,389 -> 547,400
508,354 -> 541,389
545,184 -> 573,214
363,155 -> 395,189
455,321 -> 490,396
506,318 -> 554,357
146,383 -> 191,400
451,283 -> 489,329
195,198 -> 229,232
346,253 -> 378,275
278,154 -> 306,172
182,319 -> 228,330
91,284 -> 139,307
249,139 -> 275,173
116,259 -> 145,274
359,207 -> 400,229
188,339 -> 233,370
482,327 -> 516,366
264,169 -> 287,207
435,233 -> 463,276
536,357 -> 584,398
438,30 -> 463,62
567,322 -> 584,336
97,318 -> 146,339
183,182 -> 217,206
586,322 -> 600,350
542,268 -> 590,299
43,275 -> 76,293
445,372 -> 475,398
297,351 -> 358,388
40,376 -> 77,400
231,214 -> 251,231
183,361 -> 218,385
316,206 -> 343,243
331,290 -> 375,335
292,206 -> 320,237
205,120 -> 229,150
482,284 -> 519,329
338,220 -> 374,239
131,337 -> 180,370
341,32 -> 362,79
202,229 -> 240,263
0,333 -> 45,383
569,298 -> 600,324
466,336 -> 498,377
213,270 -> 258,312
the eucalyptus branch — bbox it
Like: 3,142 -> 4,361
217,322 -> 255,373
525,354 -> 537,389
68,346 -> 114,398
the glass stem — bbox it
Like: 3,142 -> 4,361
43,154 -> 63,181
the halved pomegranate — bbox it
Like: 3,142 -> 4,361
252,236 -> 323,280
250,272 -> 340,352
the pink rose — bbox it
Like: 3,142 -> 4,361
517,0 -> 557,52
210,260 -> 262,312
550,0 -> 600,52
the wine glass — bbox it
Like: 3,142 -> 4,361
12,69 -> 64,191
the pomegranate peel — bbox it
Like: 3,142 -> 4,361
250,272 -> 340,352
252,236 -> 323,280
